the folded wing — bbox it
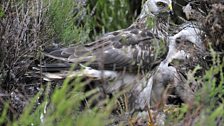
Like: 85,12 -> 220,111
44,26 -> 166,72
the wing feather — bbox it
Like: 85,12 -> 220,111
44,27 -> 164,71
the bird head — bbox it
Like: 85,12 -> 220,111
165,24 -> 205,64
141,0 -> 173,16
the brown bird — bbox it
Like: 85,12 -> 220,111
41,0 -> 174,80
31,1 -> 176,122
151,23 -> 208,107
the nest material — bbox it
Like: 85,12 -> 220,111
203,3 -> 224,51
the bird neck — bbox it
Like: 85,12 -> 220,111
151,14 -> 170,40
133,13 -> 170,40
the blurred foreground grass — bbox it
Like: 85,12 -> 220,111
0,49 -> 223,126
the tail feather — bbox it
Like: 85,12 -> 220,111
39,63 -> 72,72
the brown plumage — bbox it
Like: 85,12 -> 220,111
45,29 -> 163,72
42,0 -> 173,74
35,0 -> 174,118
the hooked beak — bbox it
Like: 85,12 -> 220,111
168,4 -> 174,15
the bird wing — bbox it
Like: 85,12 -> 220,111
44,26 -> 167,71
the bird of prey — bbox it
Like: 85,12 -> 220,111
41,0 -> 174,80
33,2 -> 175,122
150,23 -> 208,107
31,1 -> 176,123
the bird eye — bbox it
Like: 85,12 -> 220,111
156,2 -> 166,7
176,37 -> 182,44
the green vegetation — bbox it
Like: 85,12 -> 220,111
88,0 -> 134,33
47,0 -> 135,45
166,49 -> 224,125
9,78 -> 115,126
47,0 -> 91,44
0,7 -> 4,18
0,79 -> 114,126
